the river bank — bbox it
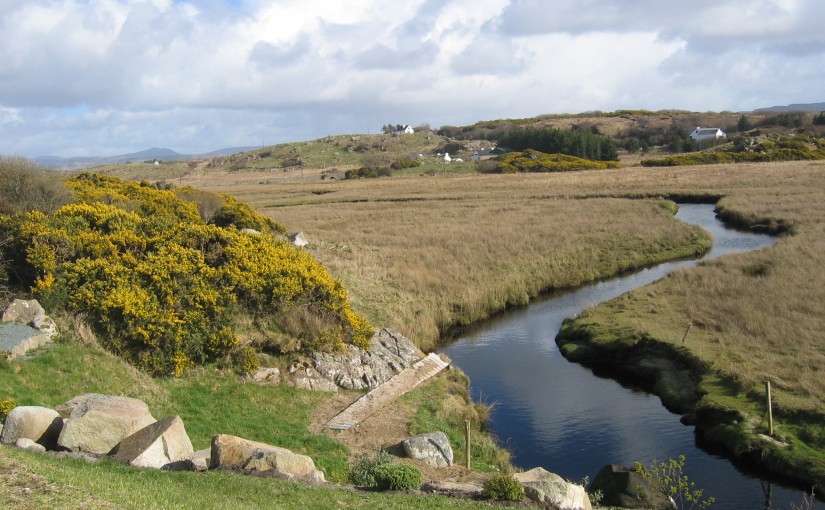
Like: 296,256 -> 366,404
555,203 -> 825,499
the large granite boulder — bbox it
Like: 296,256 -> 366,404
112,415 -> 194,469
311,328 -> 424,390
0,406 -> 63,450
56,394 -> 156,455
402,431 -> 453,467
589,464 -> 674,510
513,467 -> 592,510
210,434 -> 325,483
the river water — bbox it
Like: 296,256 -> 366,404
441,204 -> 822,510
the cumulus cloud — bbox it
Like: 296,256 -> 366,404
0,0 -> 822,157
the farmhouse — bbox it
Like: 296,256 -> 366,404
690,127 -> 727,141
393,125 -> 415,135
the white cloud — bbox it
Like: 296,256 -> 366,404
0,0 -> 822,157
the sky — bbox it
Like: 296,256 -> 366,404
1,0 -> 824,158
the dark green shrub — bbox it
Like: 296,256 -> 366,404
484,474 -> 524,501
347,449 -> 394,486
373,463 -> 422,491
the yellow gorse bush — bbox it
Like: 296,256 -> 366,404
1,173 -> 372,376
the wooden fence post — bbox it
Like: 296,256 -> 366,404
464,420 -> 471,471
681,323 -> 693,344
766,381 -> 774,436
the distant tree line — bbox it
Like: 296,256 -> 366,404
498,127 -> 618,161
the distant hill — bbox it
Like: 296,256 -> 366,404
35,146 -> 257,170
754,102 -> 825,113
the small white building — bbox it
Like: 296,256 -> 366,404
689,127 -> 727,142
393,125 -> 415,135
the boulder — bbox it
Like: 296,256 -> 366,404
210,434 -> 325,483
56,394 -> 156,455
15,437 -> 46,453
589,464 -> 674,510
250,367 -> 280,384
2,299 -> 46,324
421,481 -> 484,498
312,328 -> 424,390
0,406 -> 63,449
191,448 -> 211,471
288,231 -> 309,247
112,415 -> 194,469
0,323 -> 53,360
402,432 -> 453,467
290,367 -> 338,393
513,467 -> 592,510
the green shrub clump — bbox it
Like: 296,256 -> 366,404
641,135 -> 825,167
0,173 -> 373,376
479,149 -> 618,174
0,398 -> 16,422
373,462 -> 422,491
347,448 -> 394,486
483,473 -> 525,501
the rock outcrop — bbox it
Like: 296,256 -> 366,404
210,434 -> 325,483
402,432 -> 453,467
112,415 -> 194,469
290,366 -> 339,392
56,393 -> 157,455
513,467 -> 592,510
311,328 -> 424,390
589,464 -> 673,510
249,367 -> 280,384
0,405 -> 63,450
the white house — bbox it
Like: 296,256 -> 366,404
689,127 -> 726,142
393,125 -> 415,135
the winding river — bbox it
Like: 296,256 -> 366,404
441,204 -> 822,510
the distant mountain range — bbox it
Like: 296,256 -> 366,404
35,146 -> 257,171
753,102 -> 825,113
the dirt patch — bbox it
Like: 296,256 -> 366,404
310,387 -> 483,485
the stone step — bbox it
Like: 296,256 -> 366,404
327,353 -> 449,431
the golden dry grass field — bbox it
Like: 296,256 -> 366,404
194,159 -> 825,417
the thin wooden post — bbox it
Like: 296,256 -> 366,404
766,381 -> 774,436
681,323 -> 693,344
464,420 -> 471,471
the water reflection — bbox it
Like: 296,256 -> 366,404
442,204 -> 821,510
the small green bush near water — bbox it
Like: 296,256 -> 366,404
347,448 -> 394,486
373,463 -> 422,491
483,473 -> 525,501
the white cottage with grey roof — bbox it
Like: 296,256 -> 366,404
689,127 -> 727,141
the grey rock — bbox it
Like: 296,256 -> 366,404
589,464 -> 675,510
421,481 -> 484,497
0,406 -> 62,450
112,415 -> 194,469
2,299 -> 46,324
56,394 -> 156,455
513,467 -> 592,510
192,448 -> 211,471
0,324 -> 52,360
402,431 -> 453,467
290,366 -> 338,393
288,231 -> 309,247
312,328 -> 424,390
210,434 -> 325,483
250,367 -> 280,384
15,437 -> 47,452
